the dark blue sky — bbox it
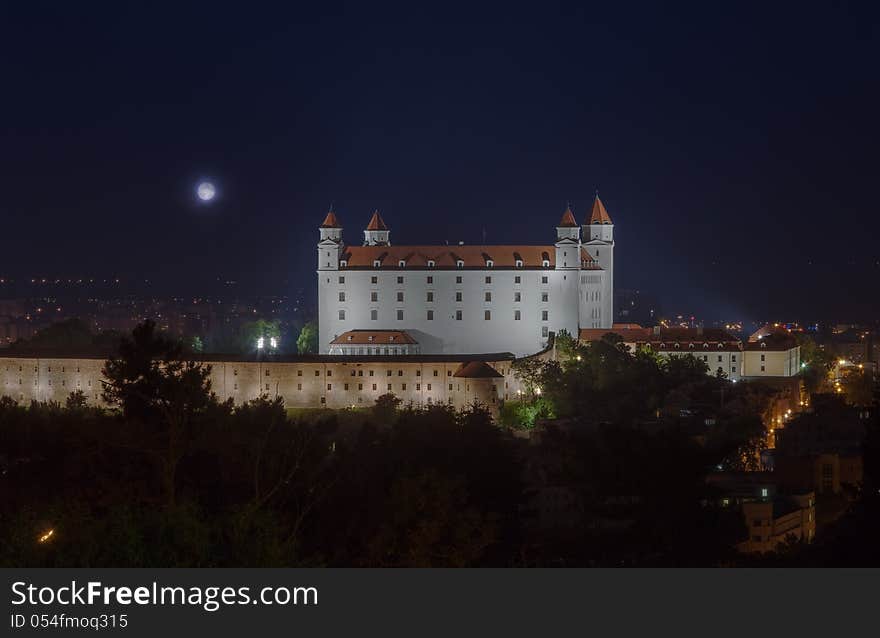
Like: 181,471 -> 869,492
1,2 -> 877,321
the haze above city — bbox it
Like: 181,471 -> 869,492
2,3 -> 878,322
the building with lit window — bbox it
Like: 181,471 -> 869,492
317,197 -> 615,356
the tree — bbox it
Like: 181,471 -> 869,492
102,320 -> 220,507
65,390 -> 88,410
296,322 -> 319,355
373,393 -> 402,424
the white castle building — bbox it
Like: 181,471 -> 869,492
317,196 -> 615,357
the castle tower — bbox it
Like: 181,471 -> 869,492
582,194 -> 614,327
555,205 -> 580,242
363,210 -> 390,246
317,209 -> 343,270
553,205 -> 582,341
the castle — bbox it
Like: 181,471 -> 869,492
318,196 -> 615,357
0,196 -> 802,416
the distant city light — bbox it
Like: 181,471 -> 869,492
257,337 -> 265,349
38,529 -> 55,544
196,181 -> 216,202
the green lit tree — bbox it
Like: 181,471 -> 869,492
296,321 -> 319,354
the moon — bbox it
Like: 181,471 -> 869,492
196,181 -> 216,202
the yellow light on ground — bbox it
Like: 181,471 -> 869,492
838,359 -> 846,365
535,387 -> 542,395
38,529 -> 54,544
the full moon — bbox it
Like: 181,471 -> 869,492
196,181 -> 216,201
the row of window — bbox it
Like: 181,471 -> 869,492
339,309 -> 551,321
339,258 -> 550,269
341,290 -> 550,303
243,382 -> 472,393
337,275 -> 550,286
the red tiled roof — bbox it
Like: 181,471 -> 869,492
366,211 -> 388,230
579,326 -> 743,351
558,206 -> 578,227
330,330 -> 417,345
453,361 -> 503,378
579,327 -> 653,343
340,245 -> 600,269
587,195 -> 613,225
744,334 -> 799,351
320,210 -> 342,228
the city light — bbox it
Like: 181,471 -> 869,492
38,529 -> 55,544
257,337 -> 265,349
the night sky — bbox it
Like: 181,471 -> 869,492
2,3 -> 878,322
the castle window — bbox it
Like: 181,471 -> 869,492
426,292 -> 434,302
484,310 -> 491,321
514,292 -> 521,302
371,276 -> 378,284
426,276 -> 433,284
485,275 -> 492,284
761,354 -> 766,361
541,292 -> 548,302
515,259 -> 523,268
338,292 -> 345,302
397,276 -> 404,284
340,260 -> 347,267
398,370 -> 403,376
541,310 -> 548,321
514,276 -> 521,284
427,310 -> 434,320
455,292 -> 462,302
338,276 -> 345,284
456,310 -> 462,321
542,326 -> 549,338
732,355 -> 737,362
398,260 -> 406,267
456,276 -> 462,284
514,310 -> 521,321
371,310 -> 378,320
433,370 -> 438,376
344,383 -> 349,391
428,260 -> 435,268
541,276 -> 548,284
456,260 -> 464,268
338,310 -> 345,320
298,370 -> 303,376
397,310 -> 403,320
397,291 -> 404,302
486,260 -> 494,268
347,335 -> 353,341
371,291 -> 378,302
718,355 -> 723,362
315,370 -> 320,376
485,292 -> 492,302
368,335 -> 374,342
373,260 -> 381,267
688,343 -> 694,349
327,384 -> 332,391
674,343 -> 680,349
542,260 -> 550,267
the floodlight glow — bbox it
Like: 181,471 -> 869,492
257,337 -> 265,349
270,337 -> 278,349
